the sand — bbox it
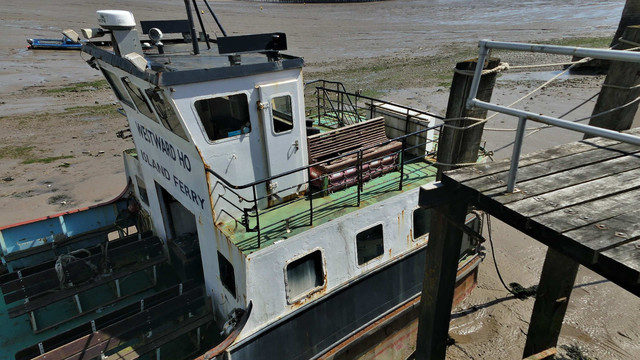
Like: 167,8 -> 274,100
1,1 -> 639,359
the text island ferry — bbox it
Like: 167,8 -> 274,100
0,5 -> 482,360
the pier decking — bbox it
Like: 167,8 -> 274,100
417,127 -> 640,359
443,129 -> 640,295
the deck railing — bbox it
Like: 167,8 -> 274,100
467,40 -> 640,192
206,91 -> 443,248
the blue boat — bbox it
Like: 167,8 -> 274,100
26,35 -> 83,50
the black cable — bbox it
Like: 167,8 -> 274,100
485,214 -> 537,299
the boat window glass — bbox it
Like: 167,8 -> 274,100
285,249 -> 324,302
218,251 -> 236,297
194,93 -> 251,141
101,69 -> 134,108
356,224 -> 384,265
121,77 -> 157,121
135,176 -> 149,206
271,95 -> 294,133
145,88 -> 189,141
413,207 -> 430,240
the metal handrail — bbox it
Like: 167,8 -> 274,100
316,87 -> 445,121
205,123 -> 442,190
466,40 -> 640,192
206,123 -> 441,248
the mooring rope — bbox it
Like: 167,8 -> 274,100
452,62 -> 511,77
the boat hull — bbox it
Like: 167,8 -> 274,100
225,248 -> 481,360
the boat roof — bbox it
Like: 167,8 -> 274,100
83,41 -> 304,87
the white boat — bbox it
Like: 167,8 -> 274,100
0,5 -> 482,360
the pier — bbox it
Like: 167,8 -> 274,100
417,128 -> 640,359
415,39 -> 640,360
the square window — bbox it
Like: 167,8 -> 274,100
218,252 -> 236,297
356,224 -> 384,265
285,250 -> 324,302
194,93 -> 251,141
413,207 -> 431,240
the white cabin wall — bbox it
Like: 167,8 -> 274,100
240,187 -> 427,339
171,68 -> 308,222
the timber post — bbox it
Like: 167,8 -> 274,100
523,249 -> 579,358
571,0 -> 640,72
585,25 -> 640,137
436,57 -> 500,180
611,0 -> 640,49
415,183 -> 468,360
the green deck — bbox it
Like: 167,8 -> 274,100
219,162 -> 438,254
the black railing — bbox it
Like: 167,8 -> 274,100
206,125 -> 441,249
207,84 -> 445,248
305,80 -> 364,128
304,80 -> 444,130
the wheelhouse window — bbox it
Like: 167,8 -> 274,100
101,69 -> 134,108
122,77 -> 157,121
194,93 -> 251,141
145,88 -> 189,141
218,252 -> 236,297
271,95 -> 294,133
356,224 -> 384,265
285,249 -> 325,303
413,207 -> 431,240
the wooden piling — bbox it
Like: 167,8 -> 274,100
414,183 -> 468,360
586,25 -> 640,136
611,0 -> 640,49
523,249 -> 579,358
436,58 -> 501,180
570,0 -> 640,72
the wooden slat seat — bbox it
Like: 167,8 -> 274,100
6,236 -> 165,319
15,281 -> 199,360
308,117 -> 393,163
0,231 -> 151,287
30,286 -> 208,360
307,117 -> 402,192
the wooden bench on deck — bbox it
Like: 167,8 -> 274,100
1,234 -> 166,332
307,117 -> 402,192
15,281 -> 213,360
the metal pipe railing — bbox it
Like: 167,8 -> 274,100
465,40 -> 640,192
207,124 -> 442,247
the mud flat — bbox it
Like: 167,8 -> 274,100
1,1 -> 639,359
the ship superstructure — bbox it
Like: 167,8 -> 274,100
0,6 -> 481,360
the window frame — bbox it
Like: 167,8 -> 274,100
145,87 -> 190,141
217,251 -> 237,298
101,69 -> 134,109
283,248 -> 326,304
121,76 -> 158,122
412,207 -> 431,242
192,91 -> 252,144
355,223 -> 385,266
269,93 -> 295,135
